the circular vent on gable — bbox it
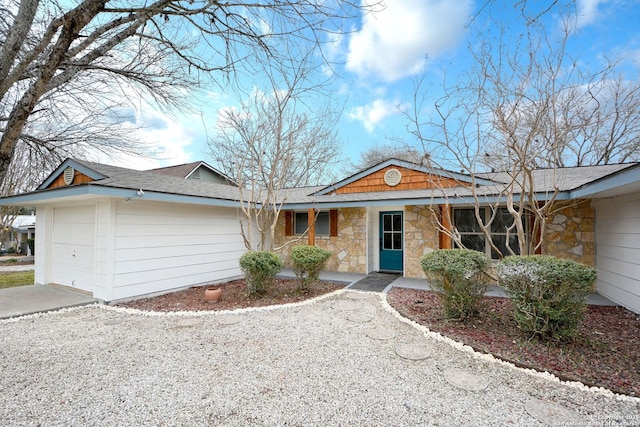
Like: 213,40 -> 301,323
384,168 -> 402,187
63,166 -> 75,185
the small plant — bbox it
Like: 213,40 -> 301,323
420,249 -> 490,320
290,245 -> 332,291
239,251 -> 283,295
497,255 -> 597,341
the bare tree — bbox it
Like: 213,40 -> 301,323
344,142 -> 425,172
408,3 -> 639,258
208,50 -> 343,251
0,0 -> 374,187
0,144 -> 46,245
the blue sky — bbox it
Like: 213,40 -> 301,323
102,0 -> 640,175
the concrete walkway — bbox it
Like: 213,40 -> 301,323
281,269 -> 619,307
0,285 -> 97,319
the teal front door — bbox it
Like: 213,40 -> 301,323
379,211 -> 403,272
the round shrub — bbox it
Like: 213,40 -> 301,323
239,251 -> 283,294
420,249 -> 490,320
497,255 -> 597,341
290,245 -> 332,291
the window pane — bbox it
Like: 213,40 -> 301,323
491,234 -> 521,259
295,212 -> 308,235
392,214 -> 402,231
459,234 -> 485,253
316,211 -> 330,235
454,209 -> 482,233
383,214 -> 392,231
393,232 -> 402,250
383,233 -> 392,249
491,208 -> 516,233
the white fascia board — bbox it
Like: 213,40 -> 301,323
0,184 -> 243,208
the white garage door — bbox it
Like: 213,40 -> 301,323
51,205 -> 96,293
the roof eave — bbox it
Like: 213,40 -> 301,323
0,184 -> 243,208
569,163 -> 640,198
282,191 -> 574,209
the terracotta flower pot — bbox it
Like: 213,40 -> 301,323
204,287 -> 222,303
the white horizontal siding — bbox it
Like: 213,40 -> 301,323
595,196 -> 640,314
110,201 -> 245,301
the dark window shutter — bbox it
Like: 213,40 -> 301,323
285,211 -> 293,236
439,205 -> 452,249
329,209 -> 338,237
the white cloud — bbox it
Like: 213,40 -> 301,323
348,98 -> 408,132
346,0 -> 472,82
575,0 -> 607,28
90,109 -> 196,170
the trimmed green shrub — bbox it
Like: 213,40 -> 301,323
497,255 -> 597,341
420,249 -> 490,320
290,245 -> 332,291
239,251 -> 283,295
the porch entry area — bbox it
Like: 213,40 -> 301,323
379,211 -> 403,272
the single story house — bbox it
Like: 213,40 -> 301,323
1,214 -> 36,254
1,157 -> 639,314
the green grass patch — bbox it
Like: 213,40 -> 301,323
0,271 -> 35,289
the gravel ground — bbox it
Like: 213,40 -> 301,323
1,290 -> 638,426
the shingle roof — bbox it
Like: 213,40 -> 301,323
148,162 -> 203,178
70,159 -> 243,202
477,163 -> 636,192
3,158 -> 639,208
281,163 -> 640,207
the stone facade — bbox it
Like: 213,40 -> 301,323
274,201 -> 596,279
543,199 -> 596,267
274,208 -> 368,274
403,205 -> 441,278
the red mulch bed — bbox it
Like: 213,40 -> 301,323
387,288 -> 640,398
118,278 -> 344,312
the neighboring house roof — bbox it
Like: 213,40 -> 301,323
149,161 -> 236,184
1,157 -> 639,209
148,161 -> 204,178
1,215 -> 36,230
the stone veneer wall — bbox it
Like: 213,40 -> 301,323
273,201 -> 595,278
543,199 -> 596,267
274,208 -> 368,274
404,205 -> 441,278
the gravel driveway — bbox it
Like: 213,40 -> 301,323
1,290 -> 638,426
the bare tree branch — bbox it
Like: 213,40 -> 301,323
0,0 -> 377,187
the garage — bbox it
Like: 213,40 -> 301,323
51,204 -> 96,294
